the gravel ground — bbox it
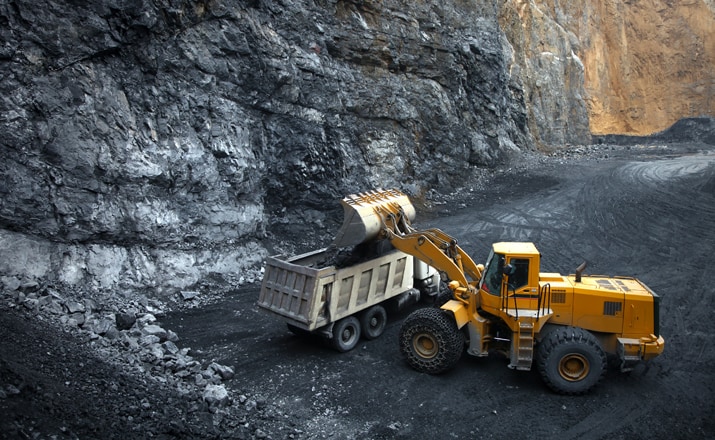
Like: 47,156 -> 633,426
2,139 -> 715,439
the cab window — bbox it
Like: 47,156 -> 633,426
481,252 -> 505,297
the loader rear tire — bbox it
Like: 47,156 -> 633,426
536,327 -> 607,395
399,308 -> 464,374
330,316 -> 361,352
360,305 -> 387,340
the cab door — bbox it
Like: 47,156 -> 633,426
477,251 -> 506,314
506,257 -> 538,297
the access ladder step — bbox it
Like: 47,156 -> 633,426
511,322 -> 535,370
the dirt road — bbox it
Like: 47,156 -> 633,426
163,143 -> 715,439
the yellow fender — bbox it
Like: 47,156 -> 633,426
440,299 -> 470,329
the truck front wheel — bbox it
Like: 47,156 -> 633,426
536,326 -> 607,395
399,308 -> 464,374
330,316 -> 361,352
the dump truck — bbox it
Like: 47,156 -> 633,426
330,189 -> 665,394
258,200 -> 441,352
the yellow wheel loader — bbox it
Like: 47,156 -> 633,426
334,189 -> 665,394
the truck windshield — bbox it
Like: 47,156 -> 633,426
480,251 -> 505,297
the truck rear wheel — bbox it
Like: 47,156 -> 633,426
360,305 -> 387,340
399,308 -> 464,374
536,327 -> 607,395
330,316 -> 361,352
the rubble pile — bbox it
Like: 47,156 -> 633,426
0,284 -> 302,438
2,285 -> 236,407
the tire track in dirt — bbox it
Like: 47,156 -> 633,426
433,165 -> 602,273
424,150 -> 715,438
551,401 -> 649,440
577,153 -> 715,265
568,152 -> 715,438
575,153 -> 715,363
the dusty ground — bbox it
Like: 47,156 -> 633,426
2,141 -> 715,439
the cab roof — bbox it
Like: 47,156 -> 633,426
492,242 -> 540,256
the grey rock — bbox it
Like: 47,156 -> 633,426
138,335 -> 161,346
65,317 -> 81,328
22,298 -> 38,310
136,314 -> 157,326
148,344 -> 165,363
166,330 -> 179,343
208,362 -> 235,380
174,370 -> 192,379
162,341 -> 180,355
89,318 -> 115,336
65,301 -> 86,314
104,327 -> 120,340
202,384 -> 229,407
115,312 -> 137,331
180,291 -> 199,301
69,312 -> 86,326
43,300 -> 65,315
19,282 -> 40,293
83,299 -> 96,314
36,295 -> 53,308
142,324 -> 168,341
1,276 -> 22,291
5,385 -> 20,396
195,375 -> 208,388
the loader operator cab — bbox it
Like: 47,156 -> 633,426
479,243 -> 539,304
481,252 -> 530,294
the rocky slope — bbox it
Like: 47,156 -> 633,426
0,0 -> 534,298
502,0 -> 715,136
0,0 -> 712,298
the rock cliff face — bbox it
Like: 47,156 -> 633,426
500,0 -> 715,136
0,0 -> 711,296
498,0 -> 591,146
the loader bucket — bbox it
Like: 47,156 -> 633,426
332,189 -> 416,248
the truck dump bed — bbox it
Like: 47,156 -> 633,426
258,248 -> 415,331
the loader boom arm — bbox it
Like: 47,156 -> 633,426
385,227 -> 482,290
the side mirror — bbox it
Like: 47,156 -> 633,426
503,264 -> 516,276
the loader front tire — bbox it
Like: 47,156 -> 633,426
331,316 -> 361,352
536,326 -> 607,395
360,305 -> 387,340
399,308 -> 464,374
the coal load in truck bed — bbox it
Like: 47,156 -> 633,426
314,240 -> 396,269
